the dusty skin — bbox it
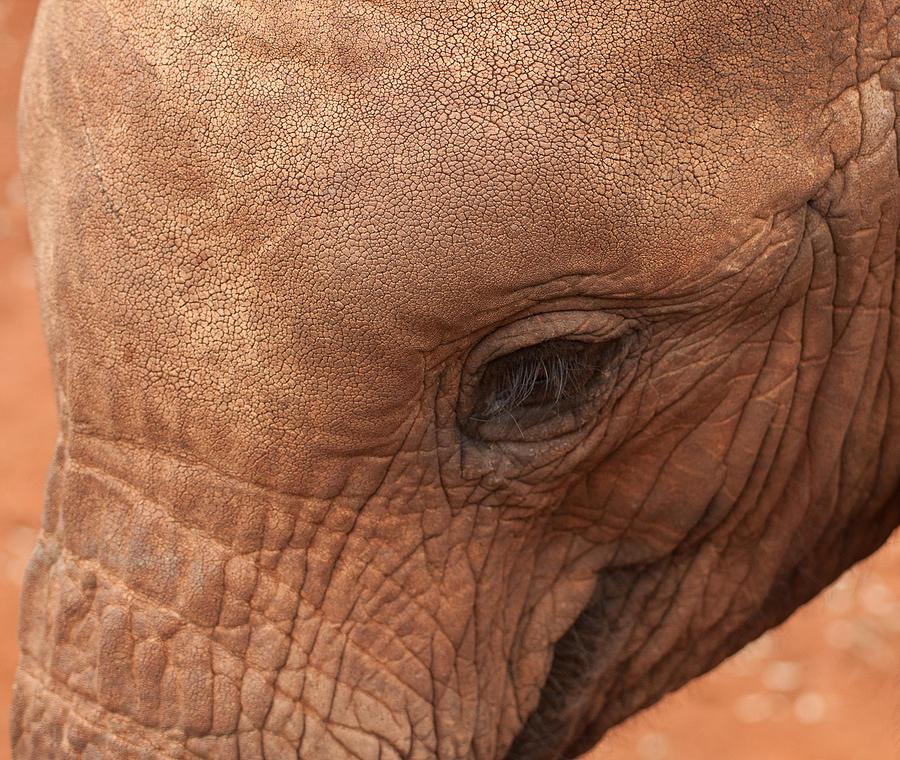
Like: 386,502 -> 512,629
9,1 -> 900,759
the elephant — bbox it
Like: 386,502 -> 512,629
10,0 -> 900,758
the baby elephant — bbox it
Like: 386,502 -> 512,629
11,0 -> 900,758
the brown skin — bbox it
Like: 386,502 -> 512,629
10,0 -> 900,758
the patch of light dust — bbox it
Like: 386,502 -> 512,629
733,693 -> 775,723
636,732 -> 669,760
1,524 -> 36,585
793,693 -> 827,725
761,661 -> 804,693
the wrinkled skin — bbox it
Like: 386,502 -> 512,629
11,0 -> 900,758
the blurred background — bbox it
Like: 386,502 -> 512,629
2,1 -> 900,758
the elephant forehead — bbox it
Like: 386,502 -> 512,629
109,0 -> 838,325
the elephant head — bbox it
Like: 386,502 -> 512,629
11,0 -> 900,758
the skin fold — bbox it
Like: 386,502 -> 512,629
10,0 -> 900,758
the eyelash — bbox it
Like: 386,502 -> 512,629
471,338 -> 616,424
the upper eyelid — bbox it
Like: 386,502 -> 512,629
460,311 -> 631,378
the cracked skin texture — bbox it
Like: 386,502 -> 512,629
10,0 -> 900,758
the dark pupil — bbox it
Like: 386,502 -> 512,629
475,338 -> 603,422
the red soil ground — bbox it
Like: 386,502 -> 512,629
2,2 -> 899,758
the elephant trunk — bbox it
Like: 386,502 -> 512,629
11,434 -> 417,760
12,438 -> 238,759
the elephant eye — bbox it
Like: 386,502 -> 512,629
465,335 -> 630,439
